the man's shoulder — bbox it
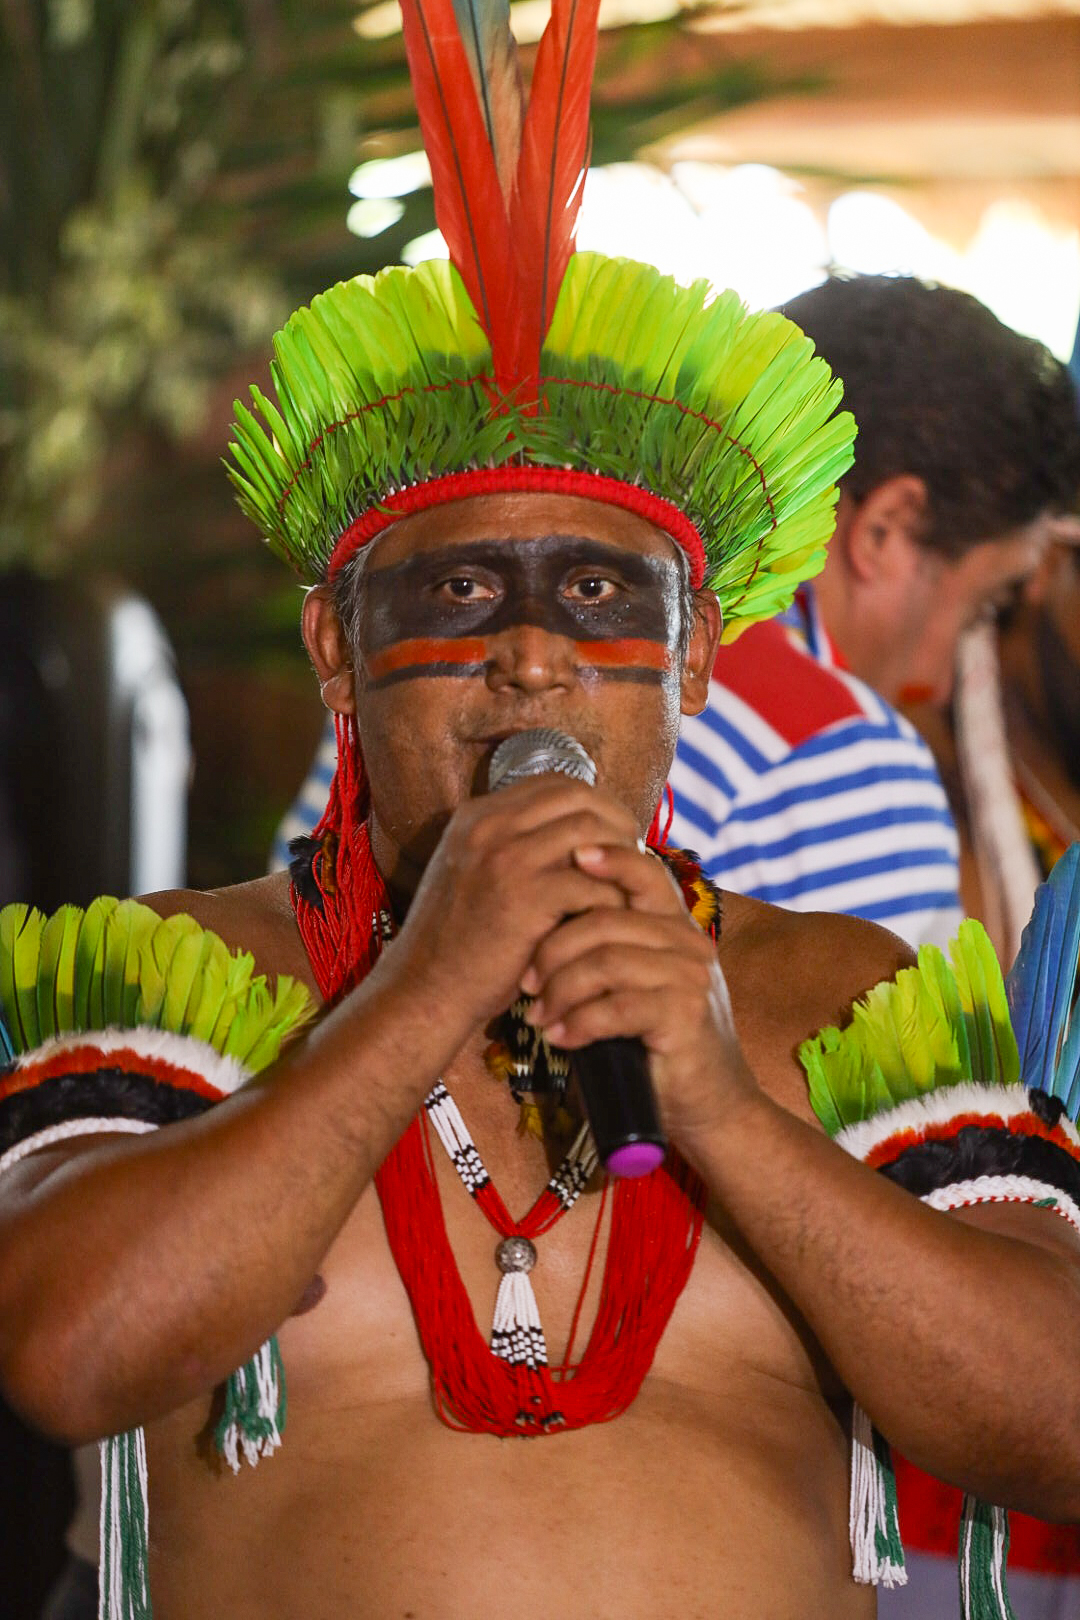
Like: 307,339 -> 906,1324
720,892 -> 914,1100
709,619 -> 904,754
140,872 -> 317,993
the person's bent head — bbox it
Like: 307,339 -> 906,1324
780,274 -> 1080,704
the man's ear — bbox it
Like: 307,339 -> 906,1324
301,585 -> 357,716
844,475 -> 930,585
680,589 -> 723,717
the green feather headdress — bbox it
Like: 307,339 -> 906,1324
228,0 -> 855,638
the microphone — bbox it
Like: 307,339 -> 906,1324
488,729 -> 666,1178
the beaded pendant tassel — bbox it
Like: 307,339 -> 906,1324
425,1078 -> 599,1423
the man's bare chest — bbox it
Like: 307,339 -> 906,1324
263,1056 -> 834,1417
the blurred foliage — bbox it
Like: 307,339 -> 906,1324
0,0 -> 815,877
0,0 -> 808,581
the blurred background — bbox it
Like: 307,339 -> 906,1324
1,0 -> 1078,1613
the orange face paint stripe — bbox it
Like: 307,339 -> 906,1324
366,638 -> 491,680
575,639 -> 672,671
366,635 -> 671,683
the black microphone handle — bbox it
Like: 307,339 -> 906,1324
486,728 -> 666,1177
569,1035 -> 666,1179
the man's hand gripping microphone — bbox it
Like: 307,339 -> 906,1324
488,729 -> 666,1178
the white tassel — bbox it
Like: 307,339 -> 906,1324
490,1270 -> 548,1370
849,1404 -> 907,1589
99,1429 -> 150,1619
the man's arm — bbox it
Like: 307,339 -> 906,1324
688,1088 -> 1080,1519
0,779 -> 635,1444
525,847 -> 1080,1522
0,955 -> 446,1442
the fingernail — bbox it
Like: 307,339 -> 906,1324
525,999 -> 545,1024
576,845 -> 606,867
520,966 -> 540,994
545,1020 -> 566,1044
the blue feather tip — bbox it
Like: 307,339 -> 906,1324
1006,843 -> 1080,1116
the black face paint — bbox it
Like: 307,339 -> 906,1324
359,534 -> 680,688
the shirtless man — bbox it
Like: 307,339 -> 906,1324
2,3 -> 1079,1608
2,488 -> 1080,1619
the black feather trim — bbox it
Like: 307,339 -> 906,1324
288,835 -> 325,915
879,1121 -> 1080,1209
1027,1087 -> 1067,1128
0,1069 -> 215,1156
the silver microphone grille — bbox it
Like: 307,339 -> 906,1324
487,728 -> 597,792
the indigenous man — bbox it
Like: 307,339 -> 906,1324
2,6 -> 1080,1619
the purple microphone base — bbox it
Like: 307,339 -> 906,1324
604,1142 -> 665,1178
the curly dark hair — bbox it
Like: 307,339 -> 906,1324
779,275 -> 1080,558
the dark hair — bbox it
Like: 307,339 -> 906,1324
780,274 -> 1080,558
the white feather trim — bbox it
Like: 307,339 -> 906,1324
924,1174 -> 1080,1234
13,1025 -> 251,1098
0,1118 -> 156,1180
834,1083 -> 1080,1164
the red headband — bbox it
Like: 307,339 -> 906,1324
326,466 -> 707,589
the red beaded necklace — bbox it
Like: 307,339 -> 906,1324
291,716 -> 711,1437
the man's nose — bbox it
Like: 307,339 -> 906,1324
485,620 -> 577,694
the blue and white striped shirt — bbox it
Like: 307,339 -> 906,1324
669,590 -> 962,950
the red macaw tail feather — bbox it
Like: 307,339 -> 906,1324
400,0 -> 522,388
511,0 -> 602,377
452,0 -> 525,204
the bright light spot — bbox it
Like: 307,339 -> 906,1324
401,228 -> 449,266
827,191 -> 1080,361
964,202 -> 1080,361
576,165 -> 703,282
349,151 -> 431,199
828,191 -> 960,281
502,0 -> 558,39
686,163 -> 828,311
355,0 -> 683,39
375,155 -> 1078,363
576,161 -> 826,312
353,1 -> 403,38
346,197 -> 405,239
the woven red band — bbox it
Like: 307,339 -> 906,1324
327,467 -> 707,588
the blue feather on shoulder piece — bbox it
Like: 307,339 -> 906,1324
1006,843 -> 1080,1117
0,1013 -> 11,1064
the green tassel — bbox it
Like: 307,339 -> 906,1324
872,1426 -> 906,1578
849,1404 -> 907,1587
960,1496 -> 1017,1620
99,1430 -> 151,1619
215,1336 -> 287,1473
97,1342 -> 286,1618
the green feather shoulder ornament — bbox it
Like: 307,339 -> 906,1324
800,894 -> 1080,1620
0,899 -> 315,1620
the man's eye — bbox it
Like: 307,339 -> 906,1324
567,576 -> 618,603
437,577 -> 495,601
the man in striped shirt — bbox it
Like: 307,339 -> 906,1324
670,582 -> 963,948
670,275 -> 1080,953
